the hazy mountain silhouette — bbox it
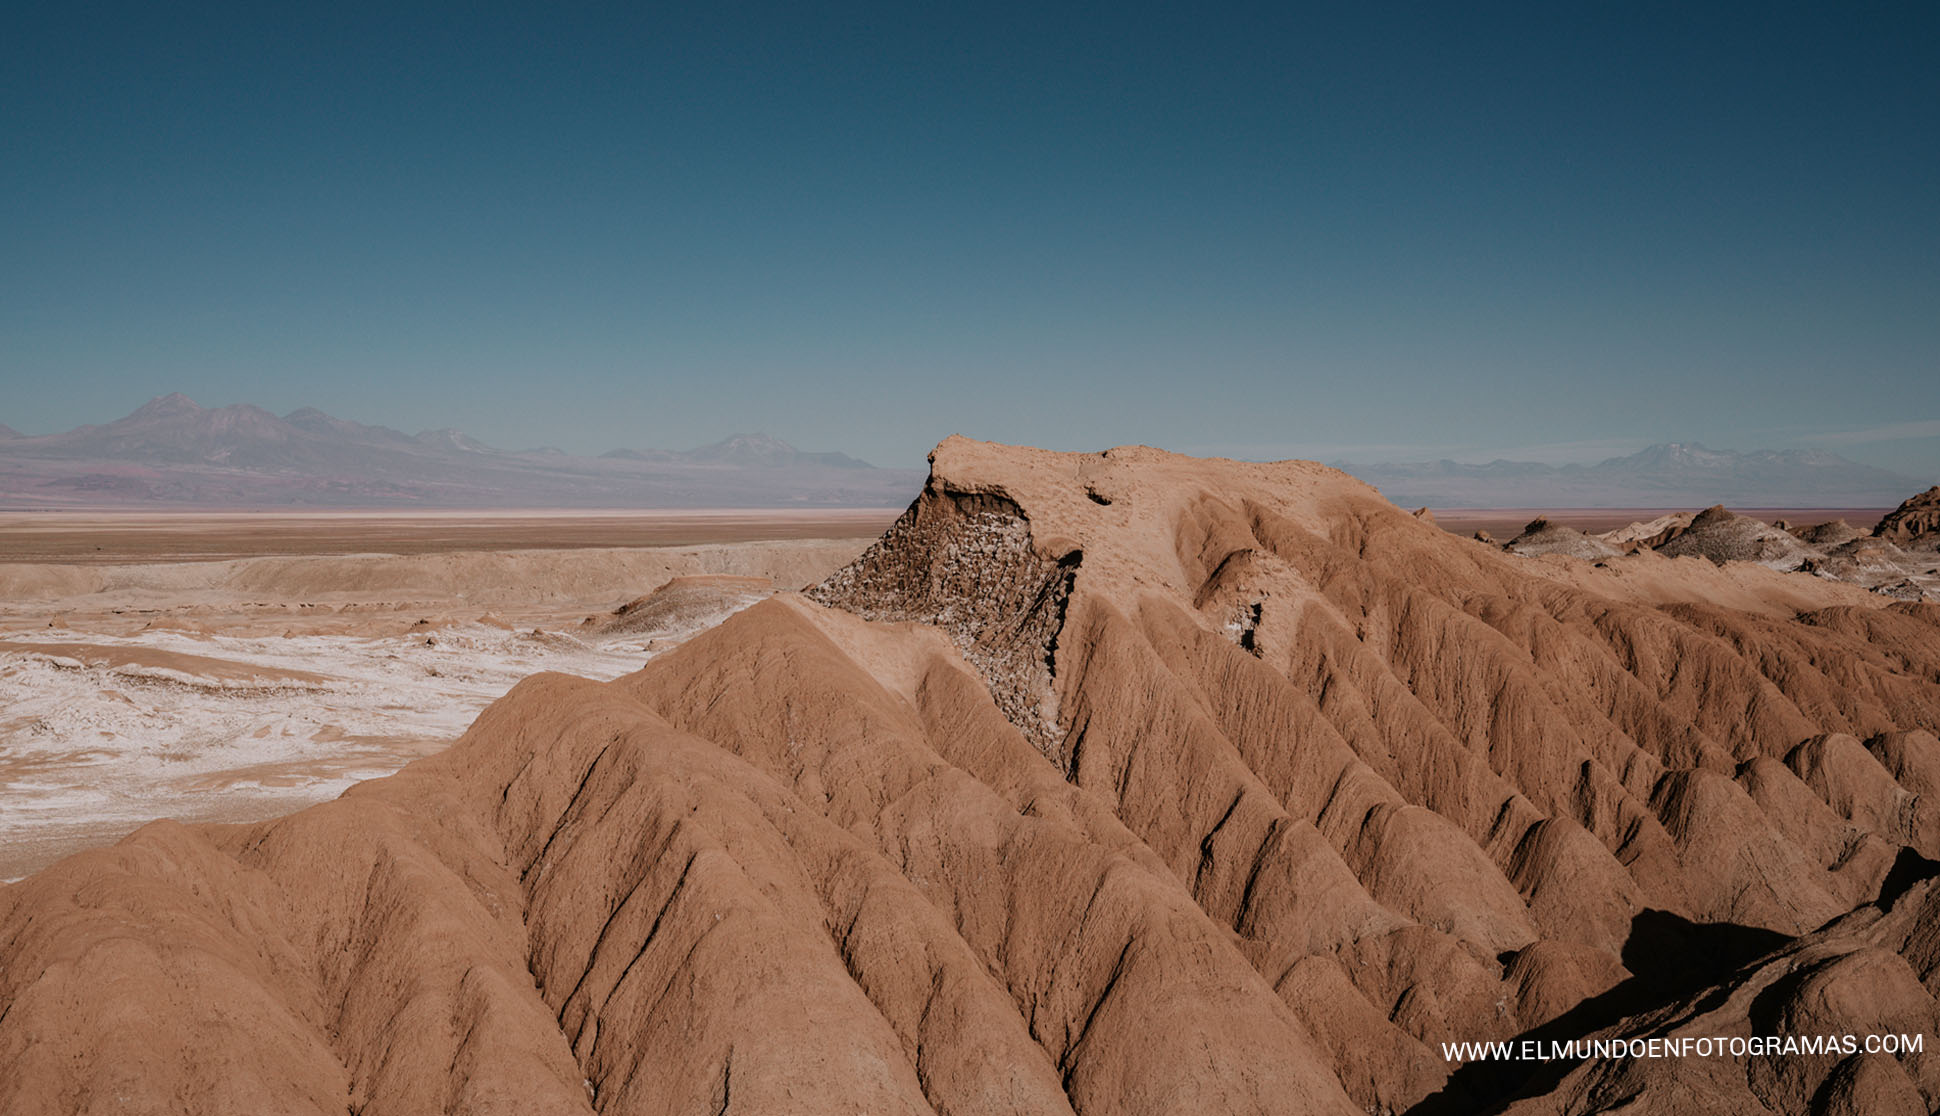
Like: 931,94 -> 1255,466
682,431 -> 874,469
1343,441 -> 1923,507
0,395 -> 920,508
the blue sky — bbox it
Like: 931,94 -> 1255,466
4,2 -> 1936,475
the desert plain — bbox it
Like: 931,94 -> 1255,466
0,510 -> 893,879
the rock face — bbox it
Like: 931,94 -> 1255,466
5,438 -> 1940,1115
805,488 -> 1079,757
1875,486 -> 1940,549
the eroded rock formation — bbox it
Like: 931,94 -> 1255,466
1876,486 -> 1940,549
4,438 -> 1939,1115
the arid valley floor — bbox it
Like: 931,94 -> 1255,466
0,510 -> 893,879
3,453 -> 1939,1115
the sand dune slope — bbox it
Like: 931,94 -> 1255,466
3,438 -> 1939,1115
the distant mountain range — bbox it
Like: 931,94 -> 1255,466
1340,442 -> 1926,508
5,400 -> 1922,511
0,395 -> 922,508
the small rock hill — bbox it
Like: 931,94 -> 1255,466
1655,505 -> 1817,569
1876,486 -> 1940,549
599,575 -> 775,639
1503,516 -> 1621,560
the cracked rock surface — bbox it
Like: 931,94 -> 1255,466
807,487 -> 1077,759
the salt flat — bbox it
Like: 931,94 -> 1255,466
0,513 -> 881,878
0,624 -> 651,878
0,508 -> 899,563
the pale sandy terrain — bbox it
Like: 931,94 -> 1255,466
0,513 -> 882,878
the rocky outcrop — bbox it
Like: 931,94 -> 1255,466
806,483 -> 1079,757
1875,486 -> 1940,549
1598,510 -> 1696,551
1503,516 -> 1621,560
1657,505 -> 1816,569
1790,518 -> 1867,547
599,575 -> 774,638
1589,495 -> 1940,601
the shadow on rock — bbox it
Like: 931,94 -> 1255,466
1405,909 -> 1791,1115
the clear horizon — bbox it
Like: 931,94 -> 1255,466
5,3 -> 1936,477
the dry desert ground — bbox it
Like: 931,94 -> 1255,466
0,510 -> 893,879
